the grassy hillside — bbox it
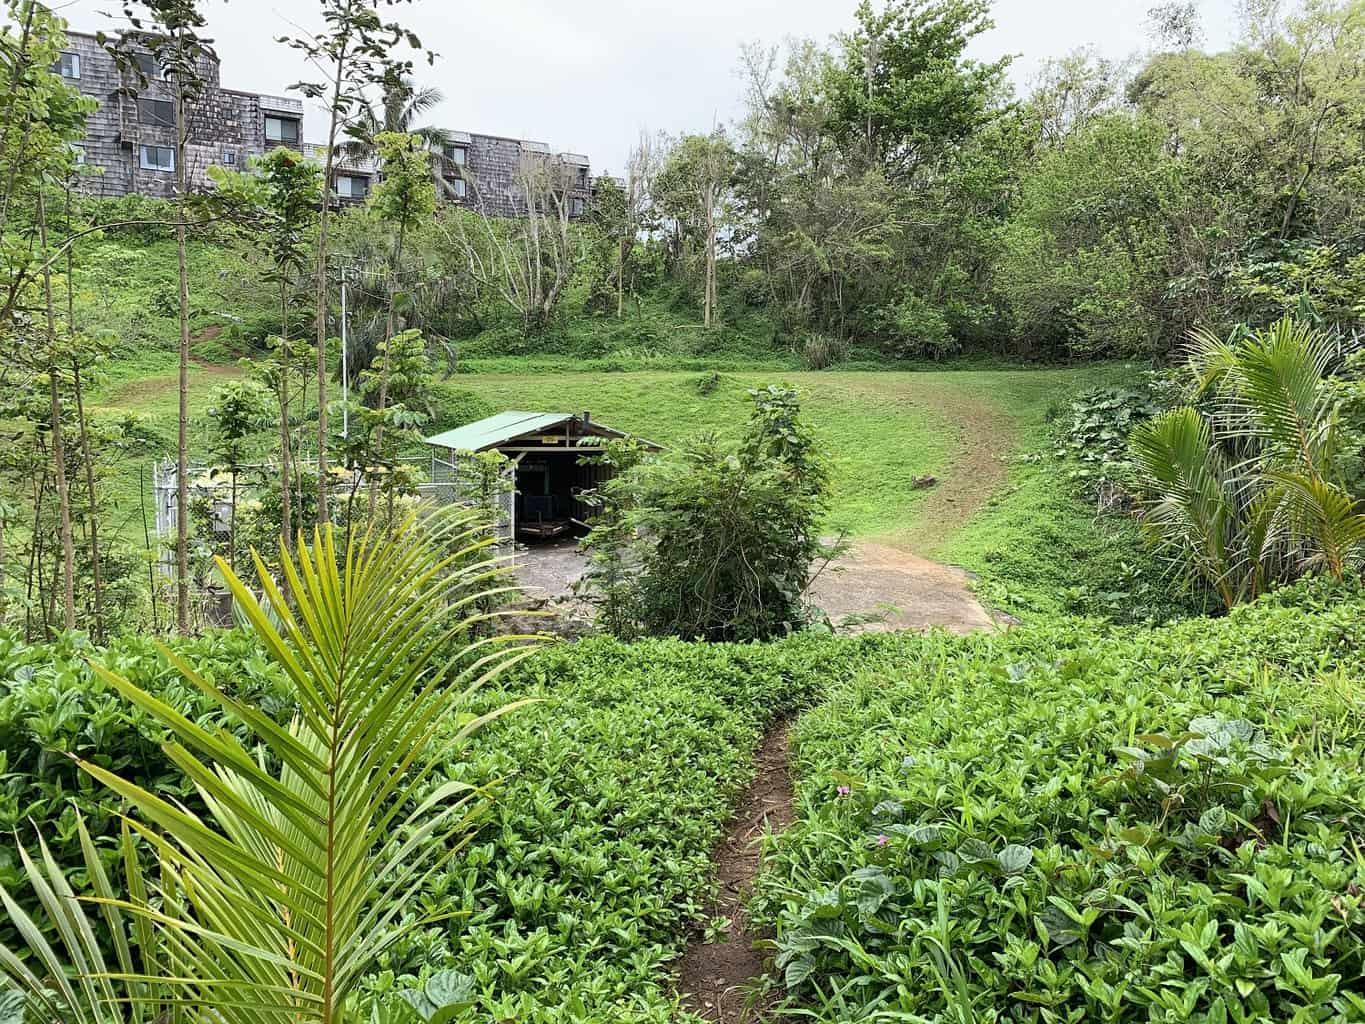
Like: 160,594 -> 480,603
436,367 -> 1118,539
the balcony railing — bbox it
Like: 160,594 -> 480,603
257,94 -> 304,114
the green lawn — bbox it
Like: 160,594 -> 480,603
438,366 -> 1118,539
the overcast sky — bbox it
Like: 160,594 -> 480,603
47,0 -> 1243,174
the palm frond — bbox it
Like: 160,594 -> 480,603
404,85 -> 445,121
0,818 -> 166,1024
1129,407 -> 1245,609
3,508 -> 538,1024
1265,469 -> 1365,580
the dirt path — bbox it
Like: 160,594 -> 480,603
676,724 -> 795,1023
673,388 -> 1020,1018
892,387 -> 1019,557
807,541 -> 996,633
806,385 -> 1020,633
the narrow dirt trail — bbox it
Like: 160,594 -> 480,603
676,724 -> 795,1023
887,388 -> 1020,558
807,387 -> 1019,633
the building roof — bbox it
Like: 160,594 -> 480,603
424,411 -> 660,452
424,412 -> 578,452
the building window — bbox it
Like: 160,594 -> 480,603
335,174 -> 369,199
133,53 -> 165,80
68,142 -> 86,164
569,196 -> 585,216
54,52 -> 80,79
138,97 -> 176,128
221,150 -> 237,165
577,166 -> 587,186
264,115 -> 300,145
444,144 -> 467,166
139,144 -> 175,172
450,177 -> 467,198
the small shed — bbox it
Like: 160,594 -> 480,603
423,411 -> 660,541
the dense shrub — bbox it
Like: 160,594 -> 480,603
751,586 -> 1365,1023
873,291 -> 961,360
582,386 -> 833,641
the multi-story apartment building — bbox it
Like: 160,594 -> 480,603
57,30 -> 594,217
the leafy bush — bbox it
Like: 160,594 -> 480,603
874,292 -> 960,360
751,588 -> 1365,1023
582,386 -> 833,641
379,634 -> 866,1022
0,628 -> 292,926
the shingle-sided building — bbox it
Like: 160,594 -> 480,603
57,29 -> 596,217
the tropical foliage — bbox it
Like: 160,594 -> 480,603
0,509 -> 533,1023
1130,318 -> 1365,609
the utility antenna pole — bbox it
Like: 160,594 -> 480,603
331,253 -> 358,440
340,263 -> 350,440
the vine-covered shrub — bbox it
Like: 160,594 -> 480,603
751,583 -> 1365,1023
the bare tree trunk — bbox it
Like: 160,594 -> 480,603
368,218 -> 407,520
278,281 -> 293,550
70,361 -> 103,637
703,182 -> 716,329
37,195 -> 75,631
140,462 -> 161,633
174,78 -> 191,633
26,463 -> 46,637
314,46 -> 351,528
67,188 -> 104,639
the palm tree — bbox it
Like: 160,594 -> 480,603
0,508 -> 536,1023
1129,316 -> 1365,609
340,71 -> 463,196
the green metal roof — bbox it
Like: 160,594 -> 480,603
423,411 -> 575,452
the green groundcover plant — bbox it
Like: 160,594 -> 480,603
752,579 -> 1365,1023
3,580 -> 1363,1021
0,619 -> 882,1021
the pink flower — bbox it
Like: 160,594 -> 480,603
876,834 -> 889,847
836,785 -> 851,797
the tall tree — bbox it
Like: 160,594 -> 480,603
365,131 -> 435,518
211,147 -> 323,551
108,0 -> 216,633
279,0 -> 428,527
447,153 -> 584,334
828,0 -> 1010,182
656,132 -> 736,328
